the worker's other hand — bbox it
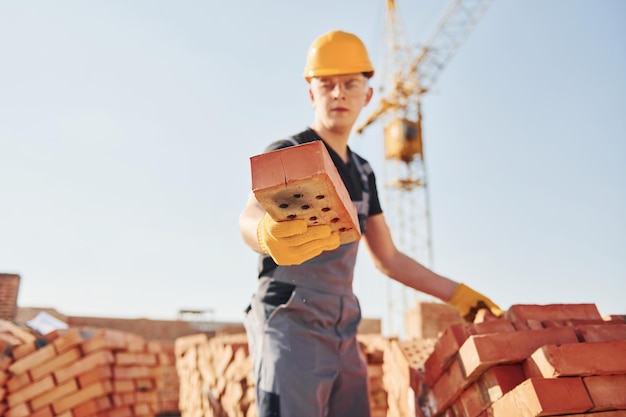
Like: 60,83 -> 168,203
257,213 -> 341,265
448,283 -> 505,322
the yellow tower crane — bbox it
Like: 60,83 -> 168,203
357,0 -> 494,336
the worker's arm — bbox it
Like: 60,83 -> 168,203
362,213 -> 457,300
363,213 -> 503,321
239,191 -> 267,254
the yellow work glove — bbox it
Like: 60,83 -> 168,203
257,213 -> 341,266
448,283 -> 505,322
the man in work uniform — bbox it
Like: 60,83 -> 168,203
239,29 -> 503,417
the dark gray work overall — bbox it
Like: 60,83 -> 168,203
244,137 -> 373,417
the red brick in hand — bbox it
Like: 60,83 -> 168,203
250,140 -> 362,245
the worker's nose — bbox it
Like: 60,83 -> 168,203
330,83 -> 345,98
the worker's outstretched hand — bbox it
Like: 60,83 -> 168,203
257,213 -> 341,266
448,283 -> 505,322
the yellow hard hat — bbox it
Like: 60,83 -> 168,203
303,30 -> 375,83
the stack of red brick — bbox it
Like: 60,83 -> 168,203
418,303 -> 626,417
0,324 -> 171,417
153,341 -> 178,414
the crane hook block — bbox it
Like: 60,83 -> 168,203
384,118 -> 423,163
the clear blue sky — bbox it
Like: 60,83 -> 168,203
1,1 -> 624,335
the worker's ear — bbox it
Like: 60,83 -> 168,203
308,88 -> 316,107
364,86 -> 373,106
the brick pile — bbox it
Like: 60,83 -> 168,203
0,274 -> 20,321
175,331 -> 436,417
154,341 -> 178,415
175,332 -> 253,417
358,334 -> 393,417
418,303 -> 626,417
173,303 -> 626,417
0,322 -> 173,417
359,334 -> 438,417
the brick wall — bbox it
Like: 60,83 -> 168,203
0,274 -> 21,321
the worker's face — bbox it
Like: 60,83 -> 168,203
309,73 -> 373,132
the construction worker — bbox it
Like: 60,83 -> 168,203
239,29 -> 503,417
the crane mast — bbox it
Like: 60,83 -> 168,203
358,0 -> 493,337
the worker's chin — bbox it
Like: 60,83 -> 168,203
326,118 -> 355,132
328,124 -> 353,135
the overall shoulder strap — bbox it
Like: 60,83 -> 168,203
285,137 -> 299,146
350,152 -> 372,192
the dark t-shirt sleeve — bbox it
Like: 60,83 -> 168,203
264,139 -> 295,152
367,169 -> 383,217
